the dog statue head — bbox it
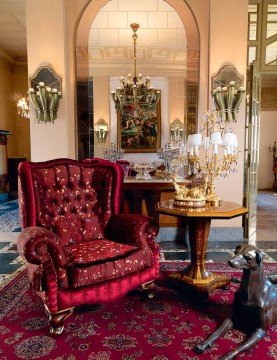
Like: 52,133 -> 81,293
228,244 -> 265,270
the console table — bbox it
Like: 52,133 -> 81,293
156,200 -> 248,293
122,177 -> 190,222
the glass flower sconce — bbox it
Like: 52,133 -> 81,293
16,94 -> 30,118
28,66 -> 62,123
211,64 -> 245,122
170,119 -> 185,146
95,119 -> 108,143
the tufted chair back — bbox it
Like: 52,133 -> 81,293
17,158 -> 160,335
18,158 -> 123,246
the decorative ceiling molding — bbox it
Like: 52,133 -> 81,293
87,46 -> 187,62
76,44 -> 199,81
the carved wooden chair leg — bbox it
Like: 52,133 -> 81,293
45,306 -> 74,335
141,281 -> 156,299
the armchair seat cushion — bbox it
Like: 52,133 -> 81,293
66,240 -> 153,288
65,239 -> 139,265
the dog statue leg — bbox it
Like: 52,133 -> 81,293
267,274 -> 277,284
195,317 -> 234,354
220,328 -> 266,360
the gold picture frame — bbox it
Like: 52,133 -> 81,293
117,100 -> 161,153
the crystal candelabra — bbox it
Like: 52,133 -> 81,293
103,143 -> 124,162
157,143 -> 187,179
187,110 -> 239,205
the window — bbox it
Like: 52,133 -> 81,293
248,5 -> 258,41
248,1 -> 277,70
267,4 -> 277,38
265,41 -> 277,64
248,46 -> 257,65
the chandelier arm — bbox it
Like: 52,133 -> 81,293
132,29 -> 137,80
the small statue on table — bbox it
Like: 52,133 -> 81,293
173,181 -> 206,208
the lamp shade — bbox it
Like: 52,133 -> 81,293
189,133 -> 202,146
222,132 -> 234,146
233,134 -> 238,148
210,132 -> 222,145
222,132 -> 238,147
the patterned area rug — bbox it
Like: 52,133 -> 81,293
0,262 -> 276,360
0,200 -> 21,232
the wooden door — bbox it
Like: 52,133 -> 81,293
243,63 -> 261,239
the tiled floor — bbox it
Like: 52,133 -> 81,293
0,190 -> 276,286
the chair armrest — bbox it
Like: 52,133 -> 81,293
106,214 -> 159,251
17,226 -> 68,268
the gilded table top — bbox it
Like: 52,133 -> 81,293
156,200 -> 248,219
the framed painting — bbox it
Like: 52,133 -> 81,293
117,100 -> 161,153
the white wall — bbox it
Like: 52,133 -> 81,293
26,0 -> 76,161
258,111 -> 277,189
209,0 -> 248,227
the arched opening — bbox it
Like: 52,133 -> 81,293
76,0 -> 200,161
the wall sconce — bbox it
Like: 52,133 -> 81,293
28,66 -> 62,123
170,118 -> 185,145
211,64 -> 245,122
95,119 -> 108,143
15,94 -> 30,118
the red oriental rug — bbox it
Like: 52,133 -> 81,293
0,262 -> 276,360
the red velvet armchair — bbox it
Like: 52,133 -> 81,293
17,158 -> 159,335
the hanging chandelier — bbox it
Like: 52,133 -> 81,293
110,23 -> 161,120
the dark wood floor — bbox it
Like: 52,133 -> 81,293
254,190 -> 277,243
257,190 -> 277,229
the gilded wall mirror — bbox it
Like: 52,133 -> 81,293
211,64 -> 244,90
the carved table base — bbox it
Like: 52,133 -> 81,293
156,200 -> 248,295
170,271 -> 230,293
169,218 -> 230,292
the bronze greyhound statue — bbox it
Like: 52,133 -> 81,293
195,244 -> 277,360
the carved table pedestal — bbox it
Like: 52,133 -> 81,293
156,200 -> 248,293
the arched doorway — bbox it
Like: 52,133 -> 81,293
76,0 -> 200,160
